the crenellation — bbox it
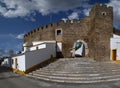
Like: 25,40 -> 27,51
102,4 -> 107,7
53,22 -> 58,27
28,32 -> 30,35
48,23 -> 53,28
95,3 -> 100,6
41,26 -> 44,30
59,20 -> 65,25
46,25 -> 48,28
66,19 -> 71,24
73,19 -> 78,24
24,34 -> 27,38
108,6 -> 113,10
93,3 -> 111,11
30,31 -> 33,35
36,28 -> 40,31
33,29 -> 36,32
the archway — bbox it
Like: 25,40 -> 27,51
71,40 -> 89,57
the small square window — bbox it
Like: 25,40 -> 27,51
57,30 -> 62,36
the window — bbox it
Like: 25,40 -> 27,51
102,12 -> 106,16
57,30 -> 62,36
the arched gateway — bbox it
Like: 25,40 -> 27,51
71,40 -> 89,57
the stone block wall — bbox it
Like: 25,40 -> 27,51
24,3 -> 113,61
92,4 -> 113,61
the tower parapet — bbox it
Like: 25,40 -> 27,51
90,3 -> 113,18
59,20 -> 65,25
73,19 -> 78,24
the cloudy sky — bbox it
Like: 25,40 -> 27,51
0,0 -> 120,55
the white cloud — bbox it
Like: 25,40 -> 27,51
0,0 -> 33,18
0,33 -> 24,39
61,11 -> 80,22
0,0 -> 90,18
68,12 -> 79,20
107,0 -> 120,29
16,33 -> 24,39
83,8 -> 90,16
0,0 -> 119,28
62,18 -> 67,22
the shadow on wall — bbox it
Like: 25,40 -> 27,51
0,57 -> 12,73
0,75 -> 21,80
0,59 -> 3,65
0,66 -> 11,73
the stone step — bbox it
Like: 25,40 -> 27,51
32,73 -> 120,79
39,67 -> 120,72
32,72 -> 120,79
46,65 -> 119,68
44,62 -> 119,68
27,74 -> 120,83
34,70 -> 120,76
43,65 -> 120,69
26,57 -> 120,83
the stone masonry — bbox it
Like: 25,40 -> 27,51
24,3 -> 113,61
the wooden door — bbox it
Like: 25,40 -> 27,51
15,58 -> 18,69
112,49 -> 116,61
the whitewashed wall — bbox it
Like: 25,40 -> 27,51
25,42 -> 56,70
110,36 -> 120,60
57,42 -> 62,52
11,54 -> 26,71
29,44 -> 46,51
11,41 -> 56,71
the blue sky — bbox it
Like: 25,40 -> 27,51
0,0 -> 120,56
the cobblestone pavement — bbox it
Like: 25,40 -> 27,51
0,67 -> 120,88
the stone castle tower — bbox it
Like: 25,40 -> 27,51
24,3 -> 113,61
88,3 -> 113,61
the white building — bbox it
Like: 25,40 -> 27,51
110,34 -> 120,62
11,41 -> 56,75
2,34 -> 120,75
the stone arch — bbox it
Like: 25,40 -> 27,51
71,40 -> 89,57
76,40 -> 89,57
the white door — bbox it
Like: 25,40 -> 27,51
57,43 -> 62,52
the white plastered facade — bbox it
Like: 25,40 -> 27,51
110,34 -> 120,60
11,41 -> 56,72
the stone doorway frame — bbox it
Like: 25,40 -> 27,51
71,40 -> 89,57
77,40 -> 89,57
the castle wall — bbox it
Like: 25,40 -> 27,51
24,3 -> 113,61
24,23 -> 57,43
60,18 -> 91,57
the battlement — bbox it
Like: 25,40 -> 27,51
24,22 -> 59,38
94,3 -> 113,10
24,3 -> 113,39
24,18 -> 89,38
60,19 -> 80,24
89,3 -> 113,18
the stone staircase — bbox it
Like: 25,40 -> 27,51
26,58 -> 120,83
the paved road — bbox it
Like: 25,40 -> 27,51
1,67 -> 120,88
